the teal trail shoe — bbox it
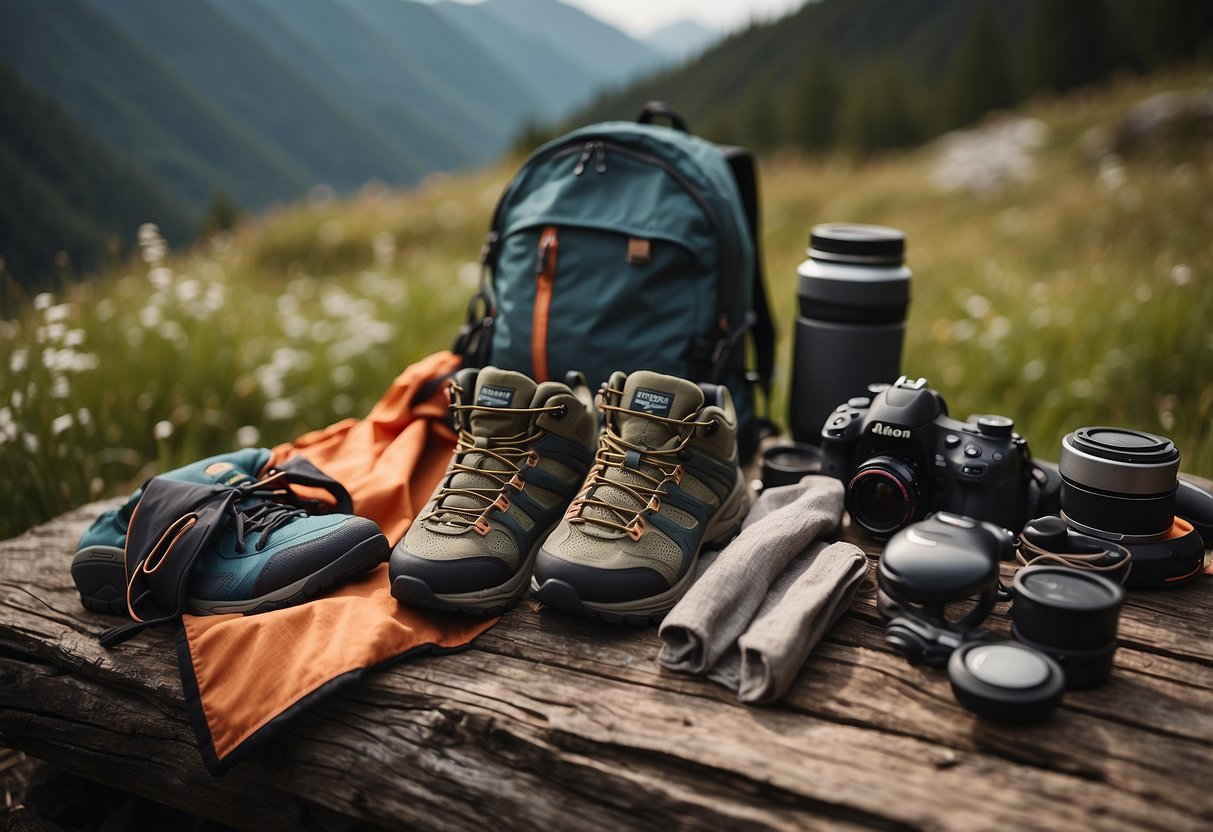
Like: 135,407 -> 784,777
182,468 -> 386,615
73,448 -> 271,614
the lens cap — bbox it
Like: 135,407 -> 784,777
948,641 -> 1065,723
1059,427 -> 1180,495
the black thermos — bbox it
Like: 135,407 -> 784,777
791,224 -> 911,444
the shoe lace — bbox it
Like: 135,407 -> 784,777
229,472 -> 309,552
420,380 -> 567,535
565,383 -> 715,541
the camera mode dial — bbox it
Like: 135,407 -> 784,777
977,415 -> 1014,438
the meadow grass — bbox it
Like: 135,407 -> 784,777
2,68 -> 1211,540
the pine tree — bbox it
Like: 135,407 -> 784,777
788,49 -> 841,150
1021,0 -> 1110,94
941,4 -> 1016,130
838,62 -> 923,155
745,86 -> 780,152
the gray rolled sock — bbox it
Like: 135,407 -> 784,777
735,541 -> 867,704
657,476 -> 845,674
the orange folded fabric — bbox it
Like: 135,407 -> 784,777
177,351 -> 496,774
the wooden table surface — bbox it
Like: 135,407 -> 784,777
1,498 -> 1211,831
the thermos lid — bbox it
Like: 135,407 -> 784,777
809,223 -> 905,265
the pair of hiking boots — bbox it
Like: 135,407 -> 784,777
73,449 -> 388,626
390,366 -> 751,624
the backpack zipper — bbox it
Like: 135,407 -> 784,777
531,226 -> 559,383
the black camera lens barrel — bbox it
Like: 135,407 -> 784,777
1011,565 -> 1125,690
1059,427 -> 1181,541
848,455 -> 921,536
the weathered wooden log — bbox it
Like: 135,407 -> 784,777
1,500 -> 1211,831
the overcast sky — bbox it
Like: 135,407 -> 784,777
427,0 -> 808,37
559,0 -> 807,36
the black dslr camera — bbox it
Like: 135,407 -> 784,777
820,376 -> 1033,537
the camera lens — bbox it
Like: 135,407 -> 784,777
848,456 -> 920,535
1059,427 -> 1181,542
1011,565 -> 1125,689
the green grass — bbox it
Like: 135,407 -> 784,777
2,68 -> 1211,540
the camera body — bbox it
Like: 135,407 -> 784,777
820,376 -> 1033,537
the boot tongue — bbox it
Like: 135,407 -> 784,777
469,367 -> 538,438
616,371 -> 704,449
430,367 -> 540,523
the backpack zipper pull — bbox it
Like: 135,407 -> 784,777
573,141 -> 594,176
594,141 -> 606,174
479,230 -> 500,265
535,227 -> 558,274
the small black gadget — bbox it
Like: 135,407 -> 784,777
1018,515 -> 1132,583
948,642 -> 1065,723
877,512 -> 1013,667
1011,565 -> 1125,689
820,376 -> 1033,537
758,441 -> 822,491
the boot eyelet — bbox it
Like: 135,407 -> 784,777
553,403 -> 568,419
705,420 -> 720,437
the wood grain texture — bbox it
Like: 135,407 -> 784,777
1,499 -> 1211,831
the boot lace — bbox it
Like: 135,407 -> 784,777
420,380 -> 566,535
565,383 -> 714,541
230,472 -> 310,552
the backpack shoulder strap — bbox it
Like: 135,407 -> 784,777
718,145 -> 775,395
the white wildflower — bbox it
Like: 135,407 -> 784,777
331,365 -> 355,387
45,303 -> 73,323
372,232 -> 396,268
153,420 -> 173,440
235,425 -> 261,447
263,398 -> 298,421
1021,360 -> 1046,382
51,413 -> 74,435
964,295 -> 991,319
9,348 -> 27,373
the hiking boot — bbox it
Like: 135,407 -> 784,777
73,448 -> 272,614
389,366 -> 597,615
182,468 -> 388,616
531,370 -> 751,624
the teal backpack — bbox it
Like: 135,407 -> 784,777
456,103 -> 774,458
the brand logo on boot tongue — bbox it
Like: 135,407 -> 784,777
630,387 -> 674,417
476,384 -> 516,408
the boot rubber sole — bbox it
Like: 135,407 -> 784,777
531,473 -> 752,625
